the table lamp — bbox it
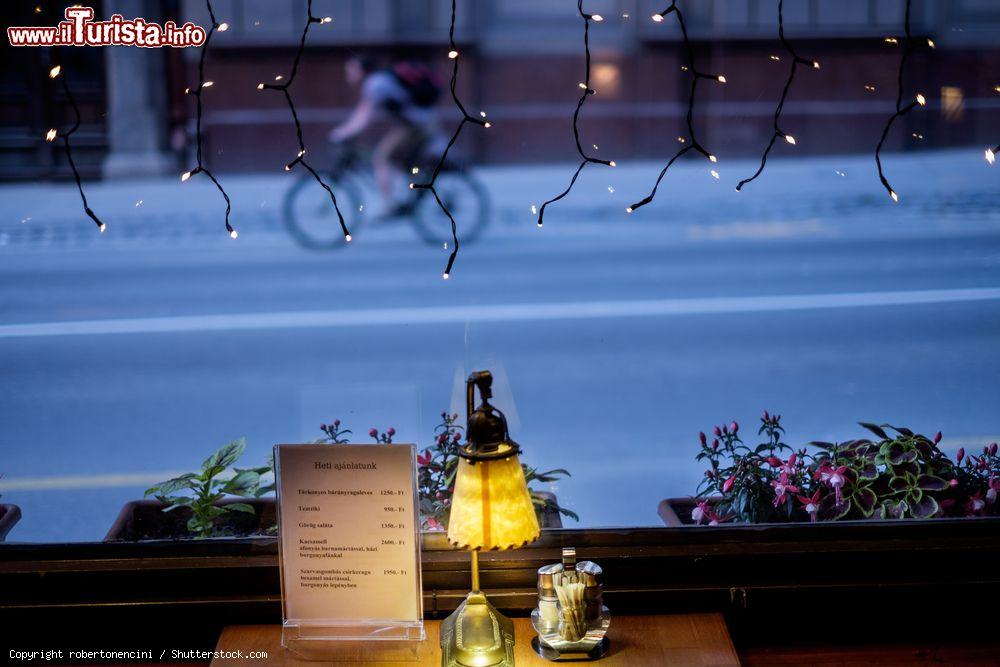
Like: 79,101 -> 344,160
441,370 -> 540,667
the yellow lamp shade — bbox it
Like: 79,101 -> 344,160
447,445 -> 540,551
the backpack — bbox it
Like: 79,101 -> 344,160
391,62 -> 443,108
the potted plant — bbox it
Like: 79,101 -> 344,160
0,478 -> 22,542
660,411 -> 999,526
105,439 -> 274,540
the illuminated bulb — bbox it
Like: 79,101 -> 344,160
677,136 -> 686,143
98,222 -> 106,233
927,38 -> 935,48
184,87 -> 191,94
345,234 -> 352,242
916,93 -> 926,106
275,75 -> 284,81
708,154 -> 718,163
579,82 -> 588,89
229,229 -> 239,239
710,170 -> 720,179
409,183 -> 415,189
889,190 -> 899,203
717,75 -> 727,83
297,149 -> 306,157
322,16 -> 333,24
484,122 -> 491,128
784,134 -> 796,145
591,14 -> 603,22
986,148 -> 996,165
49,65 -> 62,79
536,221 -> 543,228
652,13 -> 664,22
770,55 -> 780,61
181,171 -> 191,182
530,204 -> 537,215
284,165 -> 291,171
45,128 -> 57,142
480,111 -> 486,117
995,86 -> 1000,94
812,61 -> 821,69
442,273 -> 450,280
626,207 -> 633,213
257,83 -> 265,90
411,166 -> 420,174
202,81 -> 214,88
448,50 -> 459,59
885,37 -> 898,44
609,161 -> 616,167
218,22 -> 229,31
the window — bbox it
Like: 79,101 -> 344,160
2,0 -> 998,546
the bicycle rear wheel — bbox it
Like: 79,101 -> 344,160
283,174 -> 364,250
411,171 -> 490,247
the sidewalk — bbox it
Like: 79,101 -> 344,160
2,149 -> 998,250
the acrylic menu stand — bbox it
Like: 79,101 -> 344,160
275,444 -> 426,662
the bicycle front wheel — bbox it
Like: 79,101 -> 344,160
411,171 -> 490,247
282,174 -> 364,250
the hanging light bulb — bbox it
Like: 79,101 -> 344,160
916,93 -> 926,106
181,171 -> 192,182
591,14 -> 603,22
986,148 -> 996,165
717,75 -> 727,83
45,128 -> 57,142
448,50 -> 459,59
229,229 -> 239,239
49,65 -> 62,79
218,22 -> 229,31
784,134 -> 797,145
708,154 -> 718,163
652,13 -> 664,22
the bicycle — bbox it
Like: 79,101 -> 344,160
282,142 -> 490,250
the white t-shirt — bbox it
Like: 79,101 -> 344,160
362,71 -> 435,130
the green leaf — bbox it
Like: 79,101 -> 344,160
222,470 -> 260,496
879,499 -> 907,519
858,422 -> 889,440
917,474 -> 949,491
854,488 -> 878,517
858,462 -> 879,481
225,502 -> 256,515
202,438 -> 246,473
888,476 -> 911,492
909,495 -> 939,519
144,473 -> 198,497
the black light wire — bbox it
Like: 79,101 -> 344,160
411,0 -> 489,279
874,0 -> 932,203
181,0 -> 235,238
735,0 -> 819,192
535,1 -> 614,228
260,1 -> 351,242
628,0 -> 725,214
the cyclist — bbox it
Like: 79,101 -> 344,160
328,54 -> 442,215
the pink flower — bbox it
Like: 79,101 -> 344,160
417,450 -> 432,466
933,431 -> 942,444
796,489 -> 822,522
699,432 -> 707,446
730,421 -> 739,434
425,517 -> 444,531
722,476 -> 735,493
762,410 -> 770,421
712,439 -> 719,450
713,425 -> 722,437
991,443 -> 998,456
387,427 -> 396,436
333,419 -> 340,427
766,456 -> 782,467
957,448 -> 965,463
369,428 -> 378,438
771,472 -> 800,507
704,509 -> 734,526
966,492 -> 986,516
691,500 -> 710,525
816,462 -> 848,504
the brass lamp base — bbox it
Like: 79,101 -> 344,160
440,590 -> 514,667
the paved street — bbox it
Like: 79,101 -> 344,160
2,150 -> 999,542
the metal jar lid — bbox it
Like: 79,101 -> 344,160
576,560 -> 603,587
537,563 -> 563,598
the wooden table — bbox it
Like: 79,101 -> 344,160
212,614 -> 739,666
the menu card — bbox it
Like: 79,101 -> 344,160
275,444 -> 422,626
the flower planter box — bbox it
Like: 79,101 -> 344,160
658,497 -> 707,527
107,492 -> 564,541
105,498 -> 277,542
0,504 -> 22,541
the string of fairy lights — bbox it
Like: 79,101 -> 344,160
735,0 -> 819,192
874,0 -> 933,203
535,1 -> 615,229
626,1 -> 725,215
45,62 -> 105,233
258,1 -> 351,243
180,0 -> 235,239
411,0 -> 490,279
37,1 -> 994,273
